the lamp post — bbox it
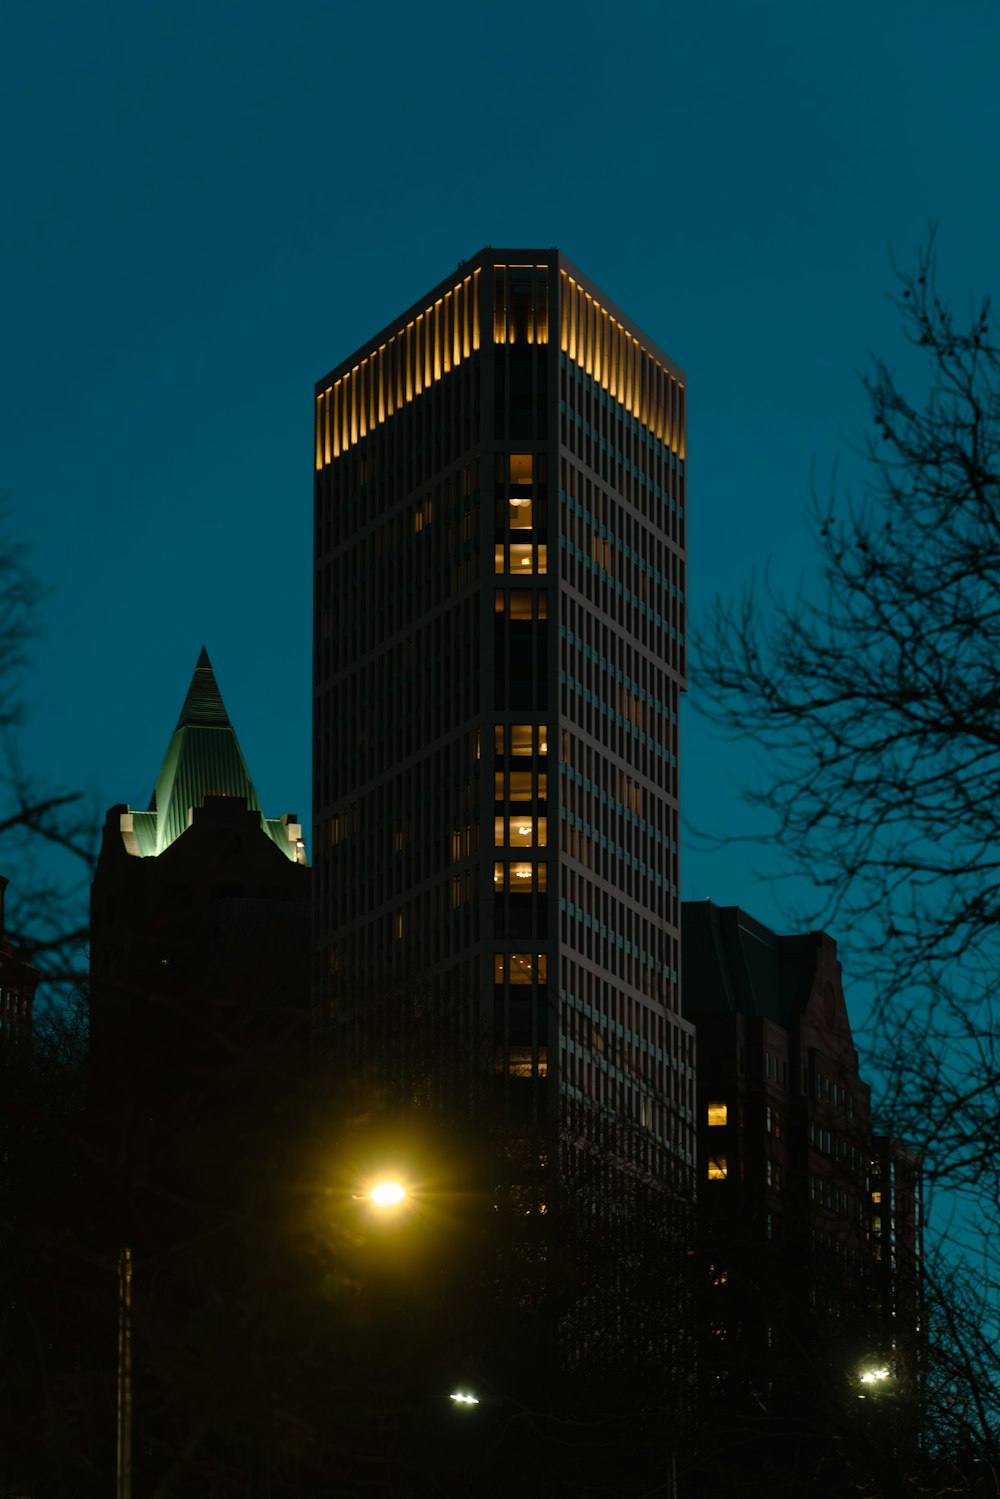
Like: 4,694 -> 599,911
116,1246 -> 132,1499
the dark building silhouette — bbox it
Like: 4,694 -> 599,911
681,900 -> 923,1480
91,647 -> 309,1165
313,253 -> 694,1405
88,648 -> 311,1492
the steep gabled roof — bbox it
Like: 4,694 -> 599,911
144,649 -> 294,860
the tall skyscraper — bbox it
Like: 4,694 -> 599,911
313,252 -> 694,1324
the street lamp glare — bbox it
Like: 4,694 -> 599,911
450,1391 -> 480,1406
370,1181 -> 406,1206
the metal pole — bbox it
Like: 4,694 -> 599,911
116,1246 -> 132,1499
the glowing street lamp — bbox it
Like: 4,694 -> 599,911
370,1181 -> 406,1207
449,1391 -> 480,1407
857,1365 -> 892,1398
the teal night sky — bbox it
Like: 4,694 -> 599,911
5,0 -> 1000,978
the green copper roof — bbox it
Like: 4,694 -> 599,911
144,648 -> 295,860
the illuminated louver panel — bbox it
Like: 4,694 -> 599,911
558,270 -> 683,455
315,268 -> 482,467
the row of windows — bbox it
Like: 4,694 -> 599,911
562,382 -> 685,551
561,469 -> 684,634
316,371 -> 482,567
560,724 -> 679,928
317,471 -> 482,674
315,595 -> 481,813
559,956 -> 694,1171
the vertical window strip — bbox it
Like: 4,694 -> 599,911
560,270 -> 569,353
473,267 -> 481,350
535,264 -> 548,343
569,277 -> 578,362
494,267 -> 506,345
324,390 -> 331,465
434,298 -> 442,381
315,395 -> 323,471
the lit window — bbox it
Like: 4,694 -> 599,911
510,818 -> 533,848
510,861 -> 533,885
538,725 -> 548,754
537,544 -> 547,574
494,954 -> 505,983
536,953 -> 547,984
707,1101 -> 728,1127
872,1190 -> 882,1204
494,544 -> 505,574
510,454 -> 533,484
510,543 -> 533,572
509,770 -> 532,801
394,912 -> 403,940
509,1048 -> 533,1078
707,1156 -> 728,1181
494,816 -> 506,846
509,953 -> 533,985
494,863 -> 505,890
495,725 -> 505,754
509,498 -> 533,529
494,771 -> 505,799
536,816 -> 547,847
511,724 -> 534,756
509,590 -> 533,618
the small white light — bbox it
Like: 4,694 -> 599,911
450,1391 -> 480,1406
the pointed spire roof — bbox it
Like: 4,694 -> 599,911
174,646 -> 231,731
143,649 -> 285,858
